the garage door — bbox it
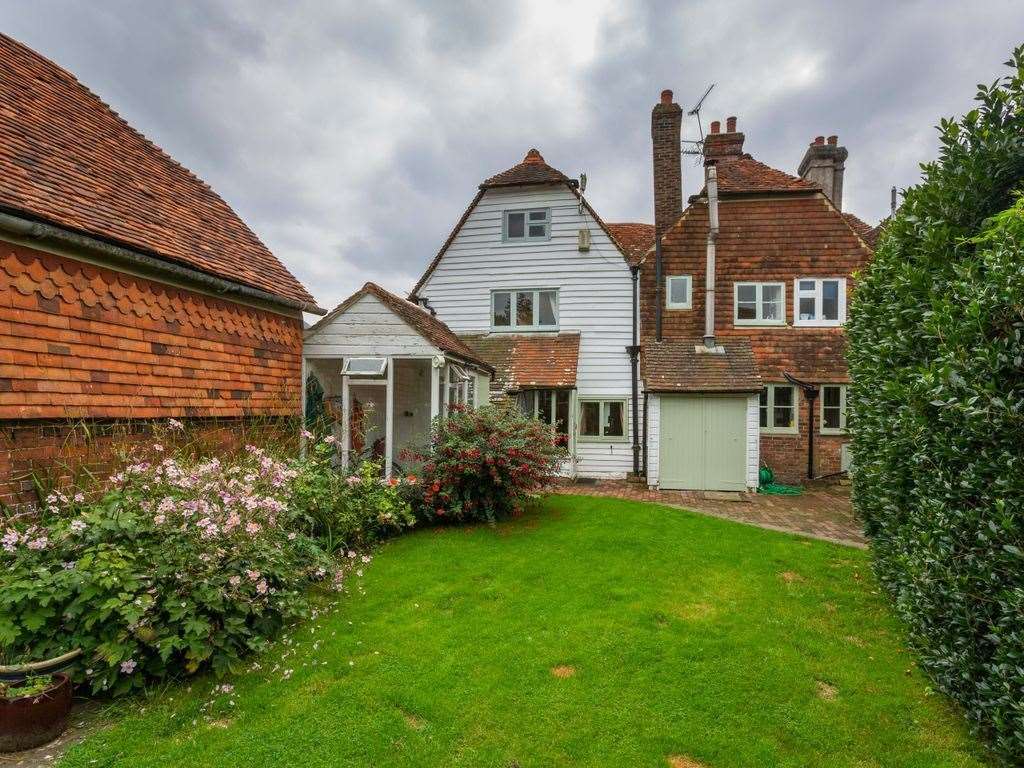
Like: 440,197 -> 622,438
659,395 -> 747,491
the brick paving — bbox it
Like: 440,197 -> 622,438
549,479 -> 865,548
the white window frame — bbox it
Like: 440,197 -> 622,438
503,208 -> 551,243
490,288 -> 559,332
577,398 -> 628,442
760,384 -> 799,435
445,364 -> 470,413
518,389 -> 571,435
793,277 -> 846,327
734,282 -> 786,326
820,384 -> 848,435
665,275 -> 693,310
341,357 -> 388,377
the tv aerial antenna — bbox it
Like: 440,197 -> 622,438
681,83 -> 715,158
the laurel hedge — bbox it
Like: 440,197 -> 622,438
846,47 -> 1024,763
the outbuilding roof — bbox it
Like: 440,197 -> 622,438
0,33 -> 317,309
642,339 -> 761,393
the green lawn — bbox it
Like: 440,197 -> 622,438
61,496 -> 988,768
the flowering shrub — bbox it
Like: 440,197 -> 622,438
0,440 -> 336,696
291,430 -> 416,554
405,404 -> 567,524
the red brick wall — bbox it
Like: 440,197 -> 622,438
0,241 -> 302,419
0,418 -> 297,512
642,192 -> 869,482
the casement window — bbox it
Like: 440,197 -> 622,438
342,357 -> 387,377
760,384 -> 798,434
446,365 -> 470,411
820,384 -> 848,434
794,278 -> 846,326
491,289 -> 558,331
518,389 -> 570,435
734,282 -> 785,325
503,208 -> 550,242
578,398 -> 626,440
665,275 -> 692,309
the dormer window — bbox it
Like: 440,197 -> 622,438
504,209 -> 550,242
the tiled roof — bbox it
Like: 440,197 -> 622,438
459,333 -> 580,393
0,33 -> 317,308
308,282 -> 493,373
480,148 -> 574,189
642,339 -> 761,393
843,212 -> 881,249
606,222 -> 654,265
712,155 -> 818,195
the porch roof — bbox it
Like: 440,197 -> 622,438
307,282 -> 494,373
459,332 -> 580,394
642,339 -> 761,393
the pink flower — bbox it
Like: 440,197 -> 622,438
256,579 -> 268,595
229,575 -> 241,587
323,435 -> 337,445
246,569 -> 260,582
301,428 -> 314,440
346,476 -> 360,486
120,659 -> 137,674
153,444 -> 164,452
287,532 -> 297,541
153,514 -> 166,525
69,519 -> 87,534
168,418 -> 184,430
27,536 -> 48,551
245,521 -> 261,535
73,493 -> 85,503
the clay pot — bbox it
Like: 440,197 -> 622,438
0,673 -> 72,752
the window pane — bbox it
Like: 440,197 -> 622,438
759,387 -> 768,428
516,291 -> 534,326
737,284 -> 756,303
603,401 -> 624,437
762,284 -> 782,320
737,301 -> 756,320
528,210 -> 547,221
528,224 -> 547,238
537,389 -> 553,425
669,277 -> 689,305
799,280 -> 815,291
822,280 -> 839,320
344,357 -> 386,375
506,212 -> 525,239
493,292 -> 511,326
580,401 -> 600,436
773,386 -> 794,428
517,390 -> 535,417
555,390 -> 570,435
823,385 -> 842,429
538,291 -> 558,325
799,296 -> 816,320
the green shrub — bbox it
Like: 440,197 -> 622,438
846,46 -> 1024,763
291,431 -> 415,554
405,403 -> 568,524
0,439 -> 335,696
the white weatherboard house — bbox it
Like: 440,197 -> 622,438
304,148 -> 650,480
408,149 -> 647,479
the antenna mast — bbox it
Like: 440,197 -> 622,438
681,83 -> 715,158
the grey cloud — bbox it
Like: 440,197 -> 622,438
2,1 -> 1022,315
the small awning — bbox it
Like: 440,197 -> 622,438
642,339 -> 761,393
459,332 -> 581,394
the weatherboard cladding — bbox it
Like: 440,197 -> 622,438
416,180 -> 635,479
0,33 -> 314,307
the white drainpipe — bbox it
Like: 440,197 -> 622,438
704,165 -> 720,349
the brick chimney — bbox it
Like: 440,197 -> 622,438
798,135 -> 848,210
651,89 -> 683,237
703,115 -> 744,163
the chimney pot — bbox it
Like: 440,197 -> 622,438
710,120 -> 721,134
725,116 -> 737,132
827,135 -> 838,146
660,89 -> 673,104
524,148 -> 544,164
814,136 -> 825,145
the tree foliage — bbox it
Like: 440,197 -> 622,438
846,46 -> 1024,763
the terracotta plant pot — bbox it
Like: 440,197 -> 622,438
0,673 -> 72,752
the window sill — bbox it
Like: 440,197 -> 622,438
489,327 -> 560,334
665,305 -> 693,311
760,429 -> 799,436
735,320 -> 787,327
500,238 -> 552,246
793,320 -> 844,328
820,429 -> 848,436
577,435 -> 629,444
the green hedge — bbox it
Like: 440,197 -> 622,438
846,47 -> 1024,763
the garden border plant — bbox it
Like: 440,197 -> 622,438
846,45 -> 1024,763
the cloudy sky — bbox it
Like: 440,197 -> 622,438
2,2 -> 1022,314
